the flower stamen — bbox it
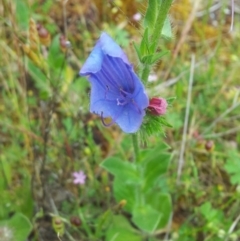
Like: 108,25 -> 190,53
101,112 -> 115,126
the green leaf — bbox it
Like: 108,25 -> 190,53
95,210 -> 113,238
41,0 -> 53,14
27,60 -> 50,100
14,0 -> 30,30
146,192 -> 172,229
140,143 -> 170,161
133,42 -> 141,60
166,97 -> 176,106
106,215 -> 142,241
113,177 -> 136,212
0,213 -> 32,241
199,202 -> 224,224
48,35 -> 65,71
0,155 -> 12,187
140,28 -> 150,56
101,157 -> 140,184
224,151 -> 240,185
141,50 -> 169,65
132,204 -> 161,233
162,16 -> 172,38
142,148 -> 171,190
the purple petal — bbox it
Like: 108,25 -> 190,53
115,104 -> 146,133
79,32 -> 149,133
99,32 -> 130,65
80,41 -> 103,75
80,32 -> 130,75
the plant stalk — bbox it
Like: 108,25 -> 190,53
132,133 -> 140,162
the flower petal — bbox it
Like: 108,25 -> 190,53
99,32 -> 130,65
80,41 -> 103,75
79,32 -> 149,133
80,32 -> 130,75
115,104 -> 146,133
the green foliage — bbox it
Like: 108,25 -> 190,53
199,202 -> 224,225
101,144 -> 172,233
224,151 -> 240,185
0,213 -> 32,241
134,28 -> 169,65
141,148 -> 171,190
48,35 -> 66,72
14,0 -> 30,30
101,157 -> 141,184
1,0 -> 240,240
140,28 -> 150,57
141,50 -> 170,65
162,17 -> 172,39
106,215 -> 142,241
132,204 -> 161,233
140,114 -> 172,140
0,149 -> 33,220
146,192 -> 172,229
134,0 -> 173,68
144,0 -> 159,35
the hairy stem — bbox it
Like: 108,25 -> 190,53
132,133 -> 140,162
141,0 -> 173,83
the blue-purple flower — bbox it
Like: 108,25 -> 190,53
80,32 -> 149,133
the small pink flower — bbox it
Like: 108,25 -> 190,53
72,171 -> 86,185
132,13 -> 142,21
147,97 -> 168,116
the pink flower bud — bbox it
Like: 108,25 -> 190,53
148,97 -> 168,116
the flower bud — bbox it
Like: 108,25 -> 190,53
52,216 -> 64,236
59,35 -> 71,53
147,97 -> 168,116
205,140 -> 214,152
37,24 -> 51,46
114,199 -> 127,212
118,199 -> 127,209
70,216 -> 81,227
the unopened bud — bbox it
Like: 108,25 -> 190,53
52,216 -> 64,236
70,216 -> 81,227
118,199 -> 127,209
147,97 -> 168,116
53,217 -> 62,225
205,140 -> 214,152
37,24 -> 51,46
59,35 -> 71,52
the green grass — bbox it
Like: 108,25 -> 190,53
0,0 -> 240,240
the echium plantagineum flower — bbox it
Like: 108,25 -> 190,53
147,97 -> 168,116
80,32 -> 149,133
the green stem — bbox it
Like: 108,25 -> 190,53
132,133 -> 140,162
151,0 -> 173,51
141,65 -> 150,85
141,0 -> 173,84
78,209 -> 94,239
